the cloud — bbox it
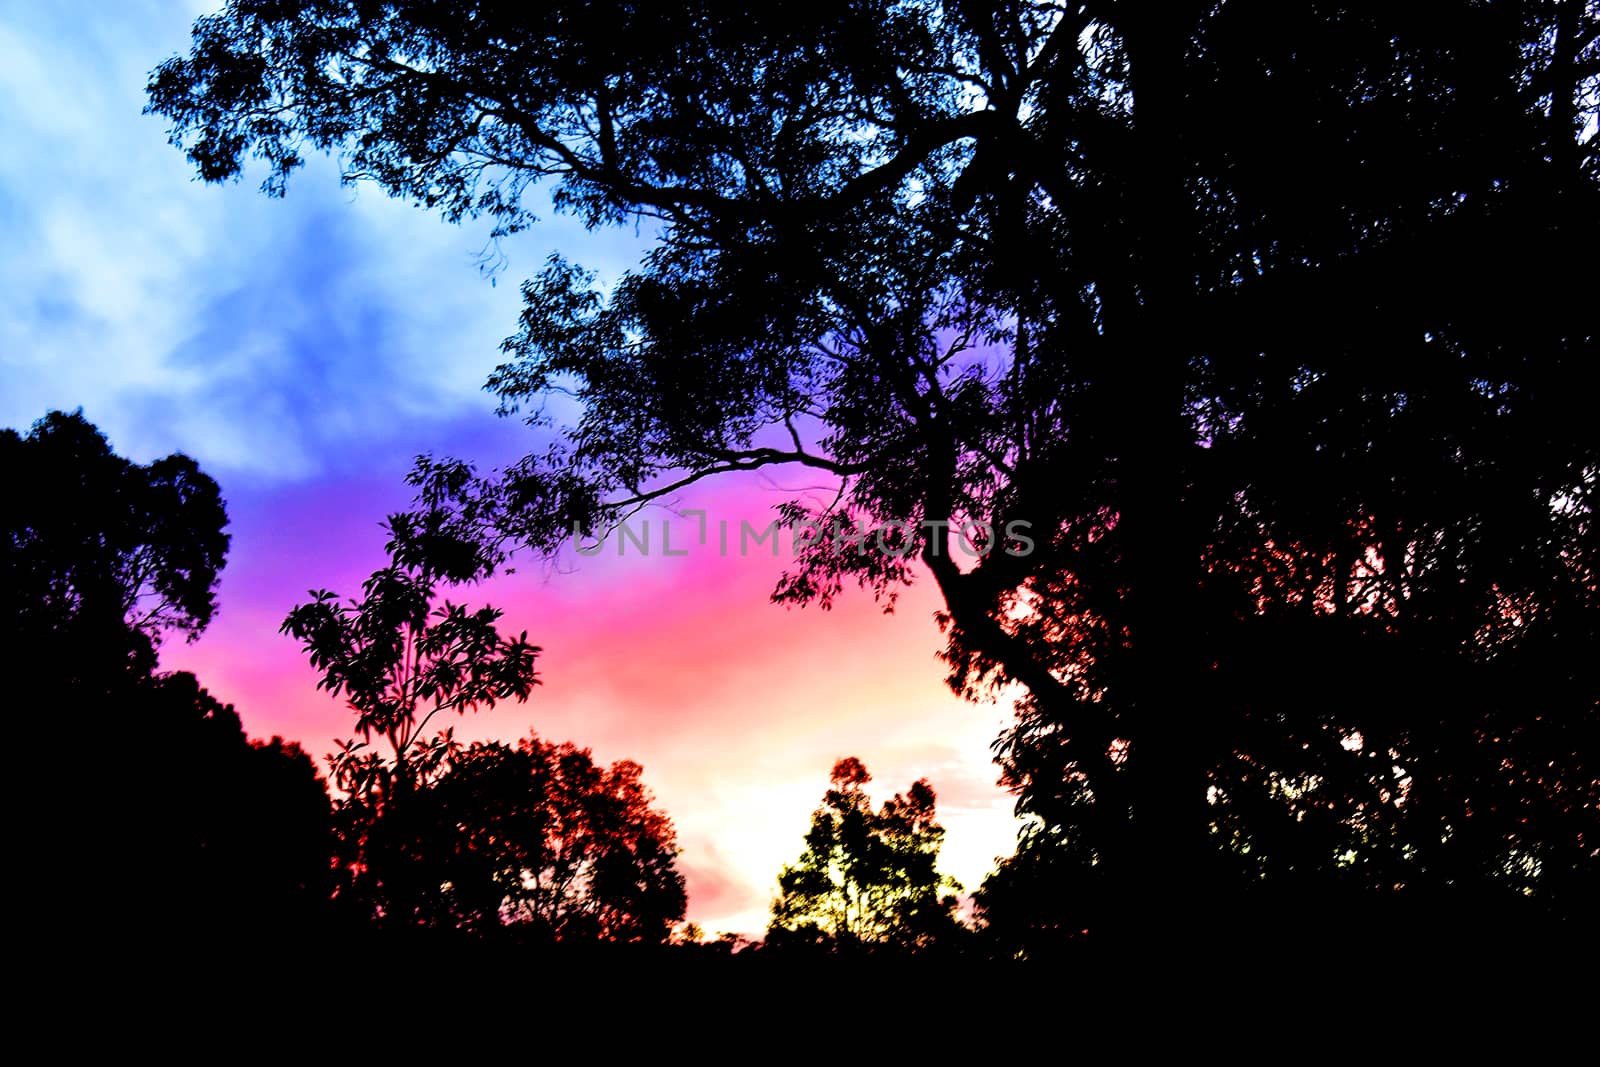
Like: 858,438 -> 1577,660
674,837 -> 768,928
0,1 -> 648,481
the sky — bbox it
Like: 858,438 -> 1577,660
0,0 -> 1022,935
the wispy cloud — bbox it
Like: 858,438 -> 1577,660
0,1 -> 644,479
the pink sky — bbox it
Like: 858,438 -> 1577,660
161,464 -> 1023,935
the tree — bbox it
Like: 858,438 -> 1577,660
143,671 -> 333,932
3,409 -> 229,692
769,758 -> 964,953
151,2 -> 1600,939
384,734 -> 687,941
1,411 -> 334,938
280,524 -> 541,926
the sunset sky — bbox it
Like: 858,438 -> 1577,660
0,1 -> 1021,935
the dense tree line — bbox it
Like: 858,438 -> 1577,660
145,0 -> 1597,950
9,408 -> 1580,959
4,411 -> 325,938
4,411 -> 688,949
4,412 -> 949,955
10,0 -> 1596,959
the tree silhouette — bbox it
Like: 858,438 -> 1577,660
281,526 -> 540,926
151,2 -> 1599,940
143,670 -> 333,931
769,758 -> 964,953
2,411 -> 335,939
3,409 -> 228,694
376,735 -> 687,941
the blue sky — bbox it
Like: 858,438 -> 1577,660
0,0 -> 647,482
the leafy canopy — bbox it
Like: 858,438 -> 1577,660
3,408 -> 229,679
375,734 -> 687,940
281,522 -> 541,803
152,2 -> 1600,933
280,516 -> 539,926
2,410 -> 331,936
770,758 -> 964,952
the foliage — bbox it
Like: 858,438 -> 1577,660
2,411 -> 332,933
769,758 -> 964,952
152,1 -> 1600,938
281,530 -> 541,800
3,408 -> 229,689
363,734 -> 687,940
143,670 -> 333,926
278,481 -> 686,942
280,524 -> 540,924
